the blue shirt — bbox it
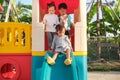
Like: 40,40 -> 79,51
51,35 -> 72,52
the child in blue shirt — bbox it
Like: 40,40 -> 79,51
47,24 -> 72,65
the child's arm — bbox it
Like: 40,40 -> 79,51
43,15 -> 47,30
43,15 -> 47,24
68,15 -> 75,28
71,22 -> 75,28
65,36 -> 71,45
56,15 -> 60,25
70,16 -> 75,28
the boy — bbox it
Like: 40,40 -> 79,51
58,3 -> 74,36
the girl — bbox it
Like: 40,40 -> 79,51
43,2 -> 59,50
47,24 -> 72,65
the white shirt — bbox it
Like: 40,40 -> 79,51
43,14 -> 59,32
60,14 -> 73,30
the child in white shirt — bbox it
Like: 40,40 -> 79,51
43,2 -> 59,49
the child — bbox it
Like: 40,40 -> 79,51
43,2 -> 59,49
58,3 -> 74,36
47,24 -> 72,65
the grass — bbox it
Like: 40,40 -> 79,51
88,61 -> 120,71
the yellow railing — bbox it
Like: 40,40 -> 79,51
0,22 -> 31,53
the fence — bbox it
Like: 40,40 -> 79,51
88,36 -> 120,61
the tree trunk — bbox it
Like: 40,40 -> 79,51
97,0 -> 101,60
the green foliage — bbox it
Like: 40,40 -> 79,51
87,2 -> 97,24
0,0 -> 3,4
87,2 -> 97,36
16,2 -> 32,24
88,19 -> 108,36
17,3 -> 32,10
19,14 -> 32,24
102,5 -> 120,36
0,1 -> 32,23
87,1 -> 120,38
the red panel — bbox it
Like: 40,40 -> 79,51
45,32 -> 48,50
0,53 -> 31,56
39,0 -> 79,14
0,54 -> 31,80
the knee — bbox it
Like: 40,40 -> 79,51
54,52 -> 59,55
66,48 -> 70,53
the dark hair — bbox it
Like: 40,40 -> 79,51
47,2 -> 56,10
58,3 -> 67,10
55,24 -> 65,32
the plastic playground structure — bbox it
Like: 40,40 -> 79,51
0,0 -> 87,80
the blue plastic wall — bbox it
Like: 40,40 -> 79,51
32,54 -> 87,80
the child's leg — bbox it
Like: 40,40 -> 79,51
46,32 -> 53,49
52,52 -> 59,60
64,48 -> 72,65
47,52 -> 59,65
66,48 -> 71,59
51,32 -> 55,39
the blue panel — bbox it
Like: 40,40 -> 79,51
32,56 -> 44,80
40,52 -> 78,80
32,53 -> 88,80
75,56 -> 88,80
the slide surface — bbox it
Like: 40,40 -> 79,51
40,52 -> 78,80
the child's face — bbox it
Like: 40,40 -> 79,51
48,6 -> 55,14
57,28 -> 65,37
59,8 -> 67,15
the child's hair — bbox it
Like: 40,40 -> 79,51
55,24 -> 65,32
47,2 -> 56,10
58,3 -> 68,10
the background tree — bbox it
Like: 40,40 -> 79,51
16,2 -> 32,24
87,0 -> 120,60
0,0 -> 32,24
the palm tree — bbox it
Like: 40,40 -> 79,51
0,0 -> 17,22
15,2 -> 32,23
102,0 -> 120,43
96,0 -> 101,60
87,0 -> 120,60
0,0 -> 32,23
